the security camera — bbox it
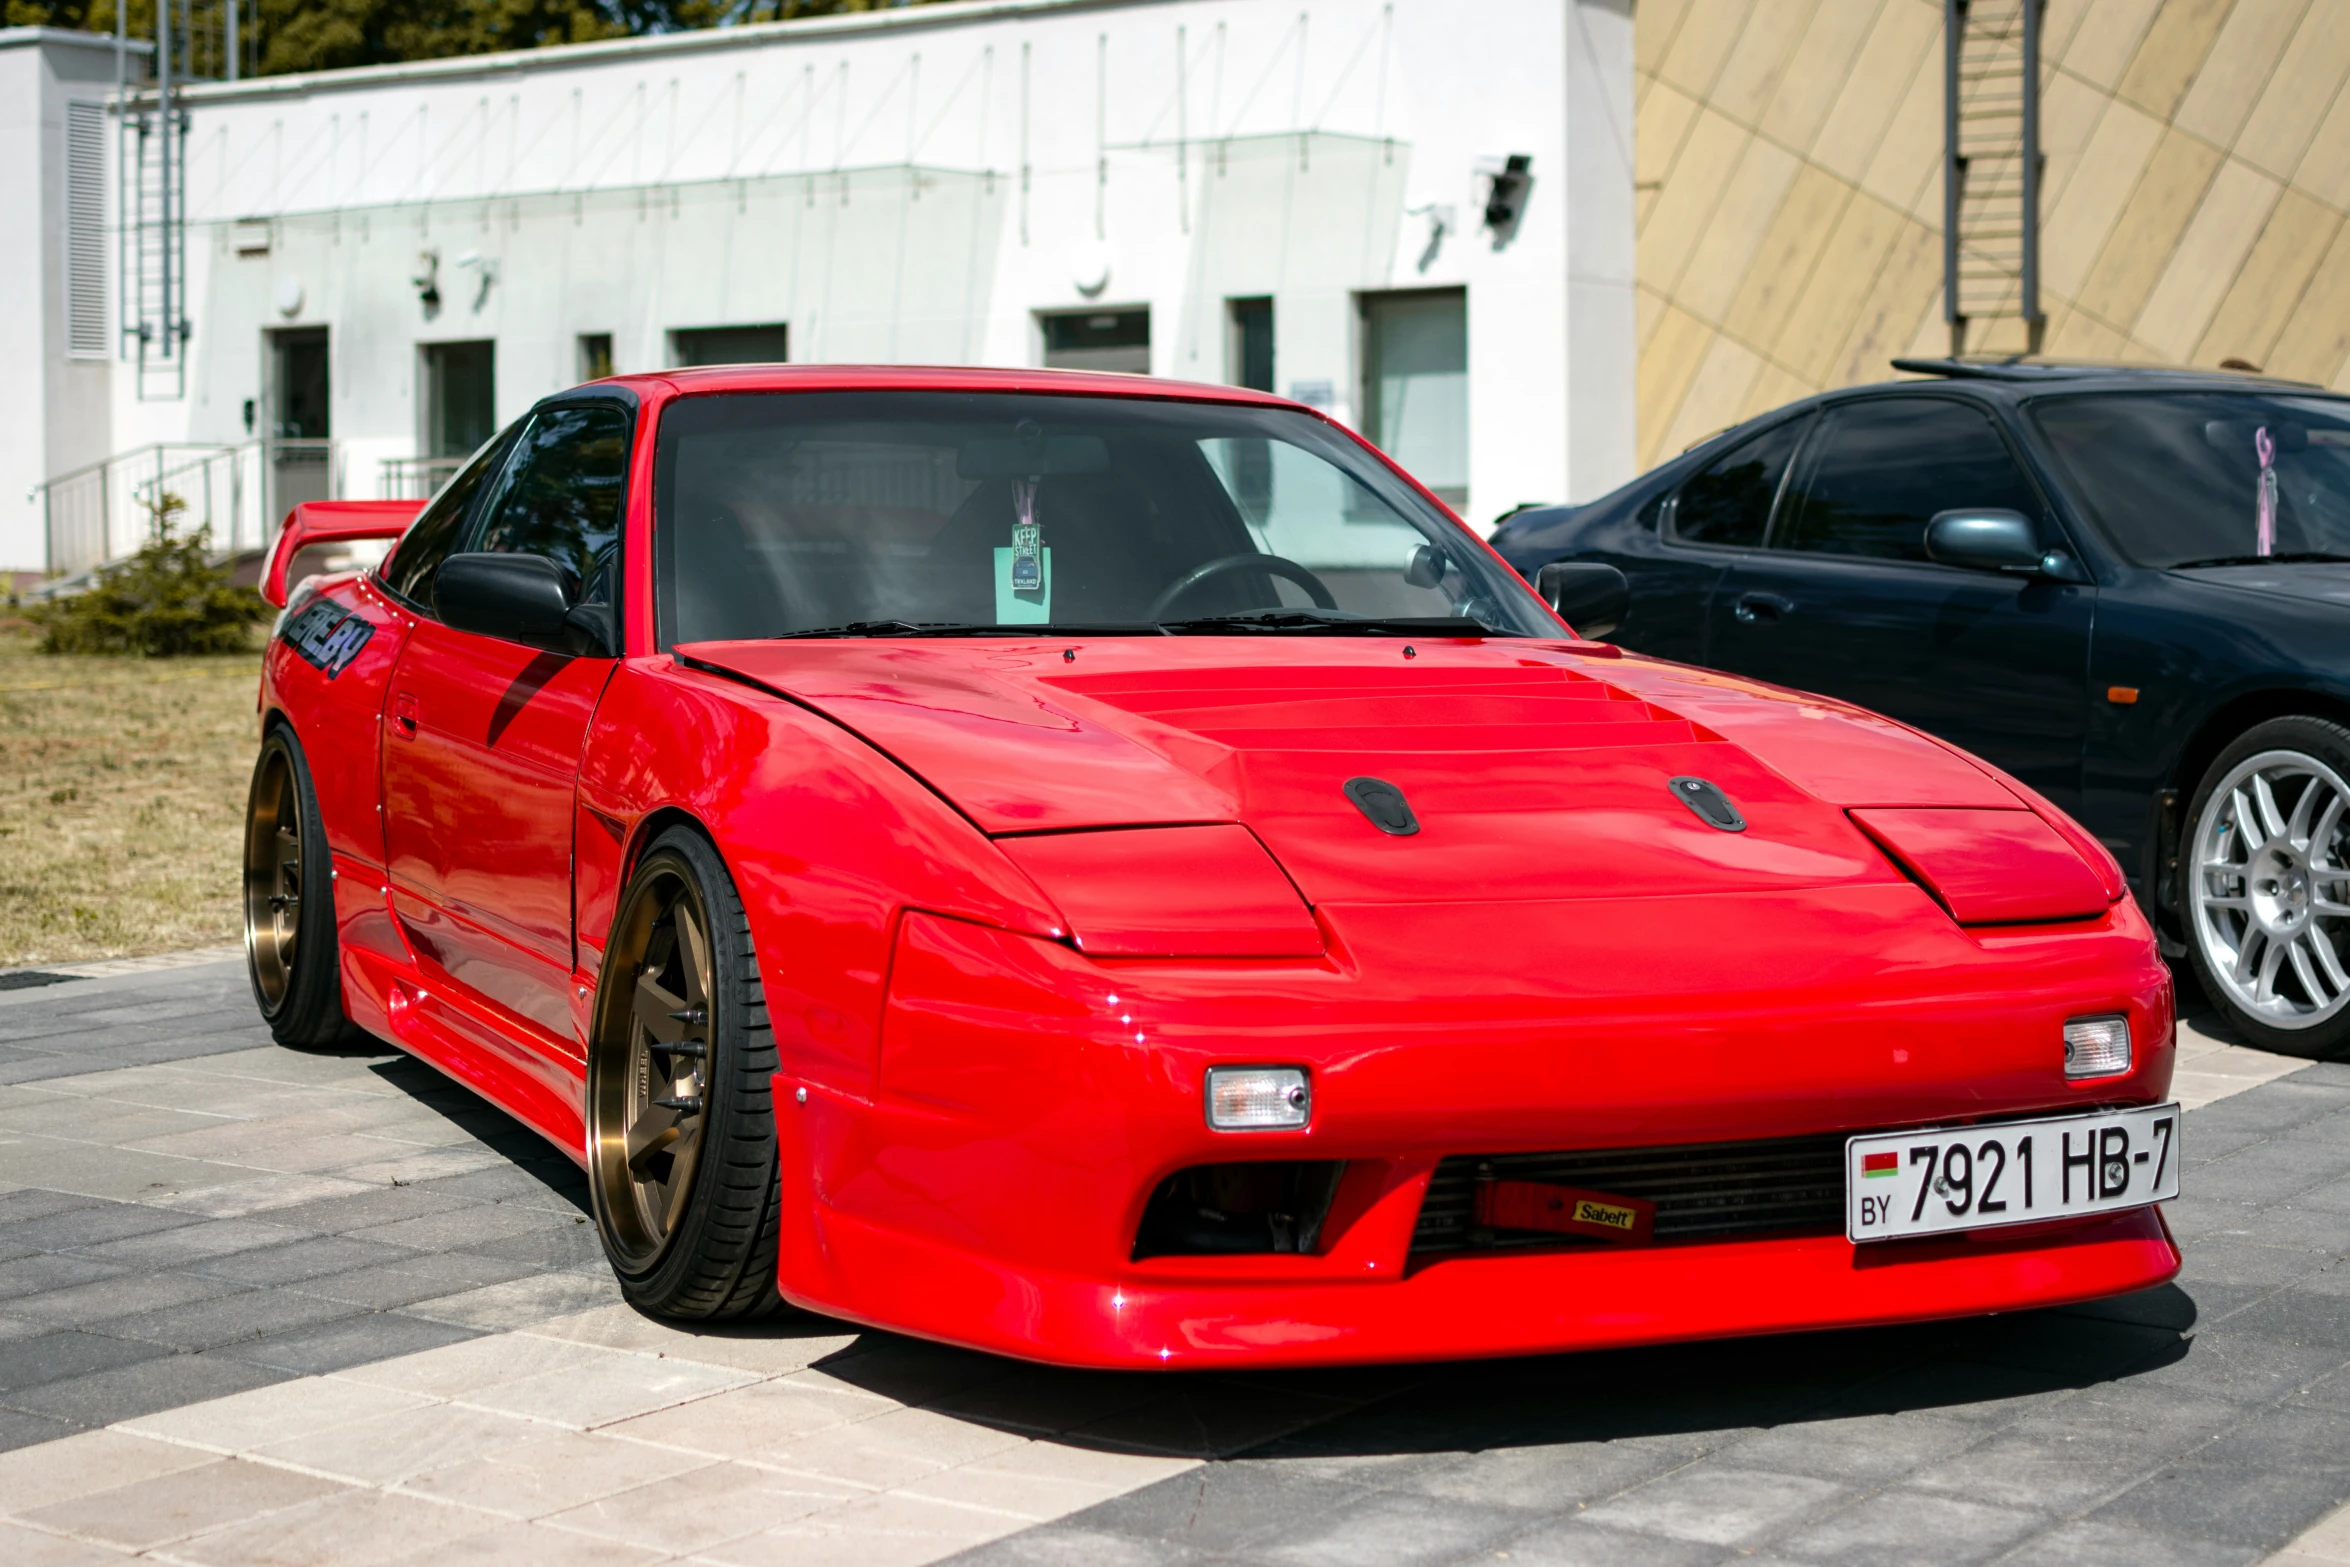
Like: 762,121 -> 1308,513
412,249 -> 441,313
1481,154 -> 1533,242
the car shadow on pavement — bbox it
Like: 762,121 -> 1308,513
1273,1289 -> 2197,1459
359,1049 -> 595,1217
778,1283 -> 2199,1466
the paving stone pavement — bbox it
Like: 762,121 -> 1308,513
0,961 -> 1398,1563
0,958 -> 2341,1566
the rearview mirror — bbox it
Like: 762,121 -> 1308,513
1534,561 -> 1629,639
957,433 -> 1110,479
436,553 -> 615,656
1925,509 -> 2042,573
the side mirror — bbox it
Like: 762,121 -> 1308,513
1534,561 -> 1630,639
1925,509 -> 2042,573
436,553 -> 615,656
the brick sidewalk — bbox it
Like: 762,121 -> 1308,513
0,962 -> 1384,1562
0,959 -> 2341,1566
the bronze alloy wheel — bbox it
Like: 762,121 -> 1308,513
243,742 -> 305,1011
587,828 -> 783,1318
591,854 -> 716,1270
242,730 -> 357,1048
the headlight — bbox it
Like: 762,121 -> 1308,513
1206,1066 -> 1310,1130
1848,807 -> 2110,925
996,824 -> 1322,958
2063,1015 -> 2131,1079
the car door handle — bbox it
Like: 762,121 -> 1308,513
1733,591 -> 1794,623
393,691 -> 419,737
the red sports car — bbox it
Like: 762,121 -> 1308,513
249,366 -> 2181,1368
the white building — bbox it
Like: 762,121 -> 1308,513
1,0 -> 1635,576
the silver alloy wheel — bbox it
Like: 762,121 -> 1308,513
2190,747 -> 2350,1030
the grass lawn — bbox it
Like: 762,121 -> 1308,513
0,625 -> 265,967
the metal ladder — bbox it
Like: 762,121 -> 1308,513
1942,0 -> 2043,356
116,5 -> 194,404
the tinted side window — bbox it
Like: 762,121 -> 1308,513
472,403 -> 633,604
1671,418 -> 1807,548
378,434 -> 511,609
1776,399 -> 2040,561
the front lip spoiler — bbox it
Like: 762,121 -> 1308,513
791,1202 -> 2180,1369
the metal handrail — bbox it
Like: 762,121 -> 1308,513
32,438 -> 343,576
379,455 -> 465,500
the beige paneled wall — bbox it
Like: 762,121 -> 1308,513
1634,0 -> 2350,469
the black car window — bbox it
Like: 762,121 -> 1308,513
377,432 -> 513,610
471,402 -> 633,605
1671,417 -> 1808,548
2027,391 -> 2350,568
1774,398 -> 2040,561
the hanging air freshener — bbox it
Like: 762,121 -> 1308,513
2255,426 -> 2278,559
1010,476 -> 1043,592
994,473 -> 1052,624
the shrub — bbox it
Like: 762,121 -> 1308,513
25,492 -> 268,657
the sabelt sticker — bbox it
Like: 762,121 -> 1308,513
1474,1179 -> 1658,1244
279,599 -> 376,678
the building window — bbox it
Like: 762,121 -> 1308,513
1228,298 -> 1274,392
1040,309 -> 1149,374
268,328 -> 333,516
578,333 -> 615,383
1361,288 -> 1467,506
64,101 -> 107,359
270,328 -> 331,440
422,340 -> 496,459
671,324 -> 789,368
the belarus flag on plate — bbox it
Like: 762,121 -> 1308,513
1862,1151 -> 1900,1179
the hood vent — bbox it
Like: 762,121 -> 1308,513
1669,776 -> 1746,832
1343,777 -> 1419,836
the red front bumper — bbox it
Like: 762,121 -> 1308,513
765,890 -> 2179,1368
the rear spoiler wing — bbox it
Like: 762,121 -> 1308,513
262,500 -> 423,607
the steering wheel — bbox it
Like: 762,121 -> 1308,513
1145,553 -> 1338,622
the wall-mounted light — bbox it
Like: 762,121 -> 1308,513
454,250 -> 499,312
1070,241 -> 1110,299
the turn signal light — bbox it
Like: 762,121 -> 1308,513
1206,1066 -> 1310,1130
2063,1016 -> 2131,1079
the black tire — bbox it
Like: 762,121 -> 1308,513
243,728 -> 361,1049
2179,715 -> 2350,1061
587,826 -> 783,1320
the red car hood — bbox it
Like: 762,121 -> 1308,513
677,638 -> 2027,906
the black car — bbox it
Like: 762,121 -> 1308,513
1494,360 -> 2350,1059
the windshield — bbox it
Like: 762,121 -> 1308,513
652,391 -> 1552,643
2027,391 -> 2350,568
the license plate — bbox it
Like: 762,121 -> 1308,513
1846,1103 -> 2179,1243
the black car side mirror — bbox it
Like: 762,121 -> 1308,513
436,553 -> 617,657
1535,561 -> 1630,639
1925,509 -> 2043,573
